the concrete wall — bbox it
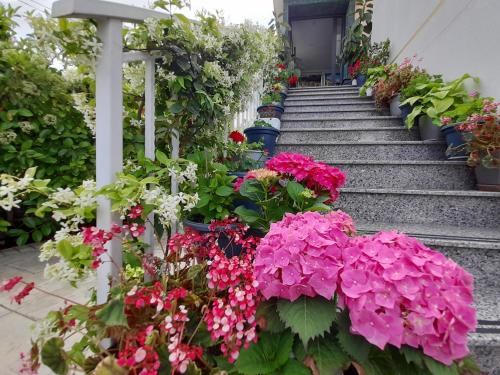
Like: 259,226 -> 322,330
371,0 -> 500,100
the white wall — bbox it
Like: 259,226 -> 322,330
371,0 -> 500,100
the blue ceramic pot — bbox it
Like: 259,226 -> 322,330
441,124 -> 468,159
244,126 -> 280,156
279,92 -> 287,106
257,105 -> 285,120
400,103 -> 412,121
356,74 -> 366,87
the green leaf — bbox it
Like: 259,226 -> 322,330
286,180 -> 305,203
424,356 -> 459,375
277,296 -> 337,345
337,310 -> 371,363
96,299 -> 129,327
235,330 -> 294,374
155,150 -> 170,165
256,300 -> 286,333
431,97 -> 454,114
239,179 -> 265,201
32,230 -> 43,242
235,206 -> 262,224
271,359 -> 311,375
401,346 -> 425,368
41,338 -> 68,375
18,108 -> 33,117
215,185 -> 233,197
56,239 -> 75,261
309,334 -> 349,374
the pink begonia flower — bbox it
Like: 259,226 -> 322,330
134,347 -> 147,363
255,212 -> 476,366
468,89 -> 479,97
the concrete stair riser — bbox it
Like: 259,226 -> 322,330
280,128 -> 419,142
289,87 -> 359,94
287,92 -> 361,99
335,189 -> 500,228
277,142 -> 446,161
281,117 -> 404,129
284,102 -> 377,111
285,98 -> 374,106
282,109 -> 387,120
328,161 -> 476,189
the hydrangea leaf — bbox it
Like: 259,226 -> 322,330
337,310 -> 370,363
423,356 -> 459,375
271,359 -> 311,375
308,334 -> 349,374
41,337 -> 69,375
235,330 -> 294,374
277,296 -> 337,345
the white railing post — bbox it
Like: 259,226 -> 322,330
95,18 -> 123,304
144,57 -> 156,258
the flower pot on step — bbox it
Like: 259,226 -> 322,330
418,115 -> 443,141
475,165 -> 500,191
279,92 -> 287,106
441,123 -> 468,159
356,74 -> 366,87
257,105 -> 284,120
399,103 -> 412,123
259,117 -> 281,130
390,94 -> 402,117
244,126 -> 280,156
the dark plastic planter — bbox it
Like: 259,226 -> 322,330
399,103 -> 412,122
418,115 -> 443,141
441,124 -> 468,159
244,126 -> 280,156
183,219 -> 242,258
257,105 -> 284,120
475,165 -> 500,192
356,74 -> 366,87
279,92 -> 287,106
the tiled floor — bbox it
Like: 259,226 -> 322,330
0,245 -> 95,374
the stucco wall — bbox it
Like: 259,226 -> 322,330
371,0 -> 500,100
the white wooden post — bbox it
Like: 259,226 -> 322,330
95,18 -> 123,304
52,0 -> 168,303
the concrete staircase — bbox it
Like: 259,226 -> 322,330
278,86 -> 500,374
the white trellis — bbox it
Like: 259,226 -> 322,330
52,0 -> 175,303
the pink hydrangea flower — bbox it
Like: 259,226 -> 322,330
254,211 -> 355,301
265,153 -> 346,202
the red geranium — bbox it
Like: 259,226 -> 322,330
348,59 -> 362,78
276,63 -> 286,70
288,74 -> 298,87
229,131 -> 245,144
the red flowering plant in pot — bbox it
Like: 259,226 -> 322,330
224,131 -> 265,173
233,152 -> 346,232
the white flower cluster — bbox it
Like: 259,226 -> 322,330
0,174 -> 33,210
168,162 -> 198,185
123,62 -> 145,96
203,61 -> 232,88
0,130 -> 17,145
19,121 -> 34,133
144,18 -> 164,43
72,92 -> 96,135
43,114 -> 57,126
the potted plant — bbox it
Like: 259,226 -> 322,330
455,114 -> 499,191
440,95 -> 498,158
359,64 -> 395,97
349,59 -> 365,87
244,119 -> 280,156
273,82 -> 287,106
399,71 -> 433,124
257,92 -> 285,120
234,152 -> 346,232
358,40 -> 391,96
225,131 -> 266,174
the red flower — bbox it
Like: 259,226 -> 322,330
277,63 -> 286,70
348,59 -> 362,79
0,276 -> 23,292
229,131 -> 245,144
288,75 -> 299,87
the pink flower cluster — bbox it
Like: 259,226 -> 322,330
254,211 -> 355,301
340,231 -> 475,365
254,213 -> 476,365
265,152 -> 346,202
117,328 -> 161,374
204,222 -> 260,362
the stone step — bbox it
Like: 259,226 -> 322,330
289,86 -> 359,94
324,160 -> 475,190
282,109 -> 386,120
284,102 -> 376,111
334,188 -> 500,229
279,128 -> 418,142
287,91 -> 361,99
285,98 -> 374,106
277,141 -> 446,161
281,116 -> 404,129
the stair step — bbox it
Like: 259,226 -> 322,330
287,91 -> 362,99
285,98 -> 374,106
324,160 -> 475,189
282,109 -> 386,119
335,188 -> 500,229
284,102 -> 376,111
279,128 -> 418,142
281,116 -> 404,129
289,86 -> 359,94
277,141 -> 446,161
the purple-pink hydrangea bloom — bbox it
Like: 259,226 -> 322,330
254,211 -> 355,301
254,213 -> 476,366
